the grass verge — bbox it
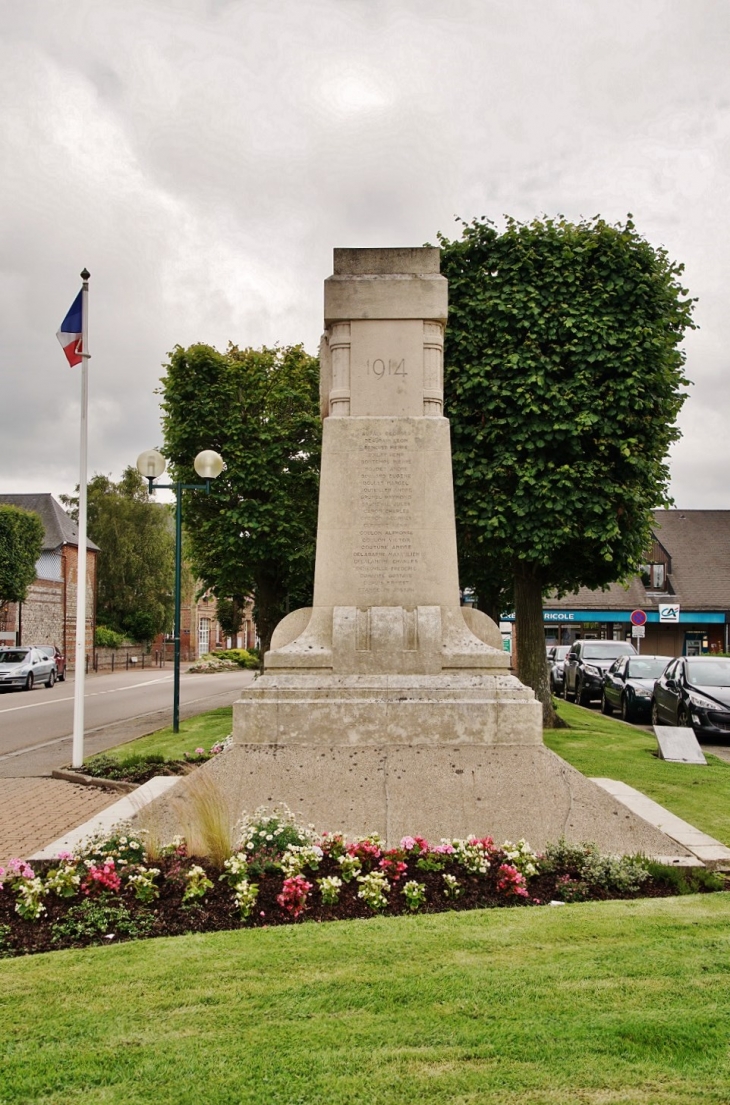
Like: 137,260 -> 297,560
102,706 -> 233,761
2,896 -> 730,1104
546,698 -> 730,846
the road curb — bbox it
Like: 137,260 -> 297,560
51,769 -> 138,794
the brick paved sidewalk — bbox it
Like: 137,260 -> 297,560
0,778 -> 120,864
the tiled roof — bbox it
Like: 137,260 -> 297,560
547,509 -> 730,613
0,494 -> 99,552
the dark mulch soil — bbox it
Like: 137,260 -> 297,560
0,853 -> 713,960
80,759 -> 201,785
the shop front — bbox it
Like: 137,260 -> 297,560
500,609 -> 727,656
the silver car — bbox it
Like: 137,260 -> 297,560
0,647 -> 57,690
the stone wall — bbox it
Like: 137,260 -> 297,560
17,579 -> 64,646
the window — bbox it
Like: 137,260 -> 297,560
198,617 -> 210,657
642,562 -> 667,590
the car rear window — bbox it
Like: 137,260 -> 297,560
582,643 -> 635,660
686,659 -> 730,687
627,658 -> 669,679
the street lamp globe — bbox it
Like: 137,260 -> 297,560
136,449 -> 166,480
194,450 -> 224,480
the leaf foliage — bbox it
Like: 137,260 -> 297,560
0,506 -> 44,609
440,213 -> 696,596
160,343 -> 321,652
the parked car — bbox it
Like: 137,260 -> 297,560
36,645 -> 66,681
546,645 -> 570,694
601,655 -> 673,723
563,639 -> 637,706
0,646 -> 57,690
651,656 -> 730,737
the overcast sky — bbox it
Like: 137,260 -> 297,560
2,0 -> 728,508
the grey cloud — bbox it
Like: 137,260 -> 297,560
1,0 -> 728,508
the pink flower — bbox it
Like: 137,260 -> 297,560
346,839 -> 382,862
195,747 -> 205,755
56,851 -> 74,862
497,864 -> 529,898
277,875 -> 313,918
379,856 -> 408,881
8,858 -> 35,878
83,858 -> 122,894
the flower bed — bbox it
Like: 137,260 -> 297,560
81,737 -> 232,785
0,811 -> 724,958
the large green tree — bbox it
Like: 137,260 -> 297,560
63,468 -> 175,642
160,343 -> 321,655
0,506 -> 44,627
439,215 -> 696,723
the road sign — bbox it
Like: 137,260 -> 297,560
631,625 -> 645,638
630,610 -> 647,626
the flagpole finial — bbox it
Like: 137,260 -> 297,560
80,268 -> 90,281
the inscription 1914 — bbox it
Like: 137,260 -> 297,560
367,358 -> 407,378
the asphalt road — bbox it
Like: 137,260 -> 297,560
0,667 -> 255,777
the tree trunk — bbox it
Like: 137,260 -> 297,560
253,573 -> 286,666
513,566 -> 556,728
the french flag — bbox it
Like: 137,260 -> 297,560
56,290 -> 84,366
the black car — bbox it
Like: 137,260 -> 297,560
601,655 -> 673,723
651,656 -> 730,737
563,639 -> 637,707
546,645 -> 570,694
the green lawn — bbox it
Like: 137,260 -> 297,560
2,896 -> 730,1104
103,706 -> 233,761
546,699 -> 730,846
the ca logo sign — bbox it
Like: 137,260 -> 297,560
659,605 -> 680,623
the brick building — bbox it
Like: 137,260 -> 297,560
0,494 -> 98,667
157,592 -> 257,661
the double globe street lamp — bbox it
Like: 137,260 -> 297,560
136,448 -> 224,733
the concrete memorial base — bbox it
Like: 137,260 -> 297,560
155,742 -> 694,858
233,673 -> 541,747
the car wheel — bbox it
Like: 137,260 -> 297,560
677,704 -> 692,728
46,669 -> 55,688
576,678 -> 591,707
24,673 -> 34,692
651,700 -> 660,727
621,694 -> 634,724
601,692 -> 613,716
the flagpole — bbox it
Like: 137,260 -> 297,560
71,268 -> 90,770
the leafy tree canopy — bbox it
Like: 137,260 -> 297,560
63,468 -> 175,642
0,506 -> 44,616
439,214 -> 696,720
160,343 -> 321,654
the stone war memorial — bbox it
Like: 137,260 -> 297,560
203,247 -> 690,856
